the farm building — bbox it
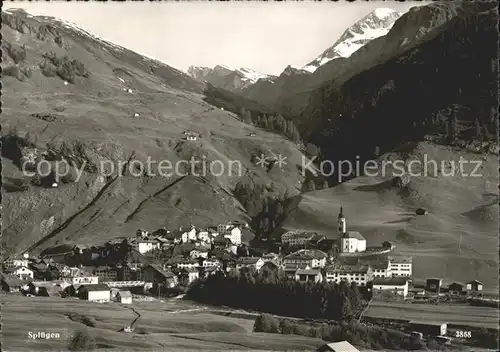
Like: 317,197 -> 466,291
447,282 -> 464,295
295,268 -> 323,284
409,321 -> 447,337
5,266 -> 34,280
78,284 -> 110,303
426,278 -> 442,293
372,277 -> 409,298
317,340 -> 360,352
116,290 -> 133,304
465,280 -> 483,292
1,275 -> 29,293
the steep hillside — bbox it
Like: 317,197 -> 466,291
280,2 -> 499,288
1,9 -> 309,255
305,1 -> 498,168
282,142 -> 499,288
242,3 -> 471,116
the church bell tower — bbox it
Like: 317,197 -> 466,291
338,206 -> 346,234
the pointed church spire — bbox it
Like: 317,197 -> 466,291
338,206 -> 344,219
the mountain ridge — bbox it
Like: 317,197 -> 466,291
303,8 -> 402,72
187,64 -> 275,92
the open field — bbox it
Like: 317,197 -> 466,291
284,142 -> 499,288
1,295 -> 325,351
364,301 -> 499,329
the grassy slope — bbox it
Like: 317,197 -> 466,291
283,142 -> 499,289
364,301 -> 498,329
1,11 -> 309,254
2,295 -> 325,351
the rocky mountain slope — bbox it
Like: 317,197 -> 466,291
187,64 -> 275,93
282,1 -> 499,287
242,3 -> 472,116
1,9 -> 310,255
302,8 -> 402,72
304,1 -> 498,166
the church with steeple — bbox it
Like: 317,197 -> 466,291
337,206 -> 367,253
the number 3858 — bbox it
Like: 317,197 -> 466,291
455,330 -> 472,338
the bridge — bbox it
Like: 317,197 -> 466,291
104,281 -> 145,288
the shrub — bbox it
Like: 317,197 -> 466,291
68,328 -> 96,351
40,52 -> 90,82
3,178 -> 30,192
3,65 -> 21,79
20,66 -> 32,78
279,320 -> 293,334
61,169 -> 76,184
54,35 -> 64,47
253,314 -> 279,333
30,174 -> 43,187
8,44 -> 27,64
40,60 -> 58,77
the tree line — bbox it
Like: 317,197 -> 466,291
240,107 -> 301,143
185,266 -> 364,321
253,314 -> 429,351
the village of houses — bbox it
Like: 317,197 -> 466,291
2,208 -> 490,314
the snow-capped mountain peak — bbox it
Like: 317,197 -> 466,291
235,67 -> 270,83
303,8 -> 402,72
186,64 -> 275,91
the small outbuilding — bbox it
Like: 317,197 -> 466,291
78,284 -> 110,303
416,208 -> 428,215
409,320 -> 447,337
426,278 -> 442,293
465,280 -> 483,292
317,340 -> 360,352
116,290 -> 133,304
447,282 -> 464,295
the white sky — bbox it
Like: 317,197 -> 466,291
5,1 -> 424,75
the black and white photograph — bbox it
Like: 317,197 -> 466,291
1,1 -> 499,351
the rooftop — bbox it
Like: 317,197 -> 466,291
341,231 -> 365,241
368,260 -> 389,270
409,320 -> 448,326
78,284 -> 110,291
326,263 -> 371,274
147,264 -> 175,278
117,290 -> 132,298
296,268 -> 321,276
285,249 -> 327,260
236,257 -> 261,265
1,274 -> 29,287
373,277 -> 409,286
320,341 -> 360,352
388,255 -> 413,263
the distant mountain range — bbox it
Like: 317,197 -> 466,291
187,64 -> 276,92
191,4 -> 474,117
186,8 -> 403,100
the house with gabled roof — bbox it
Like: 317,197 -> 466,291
325,262 -> 373,286
235,257 -> 264,271
283,249 -> 327,268
295,267 -> 323,283
142,264 -> 178,288
465,280 -> 483,292
1,274 -> 30,293
116,290 -> 132,304
77,284 -> 110,302
5,266 -> 34,280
